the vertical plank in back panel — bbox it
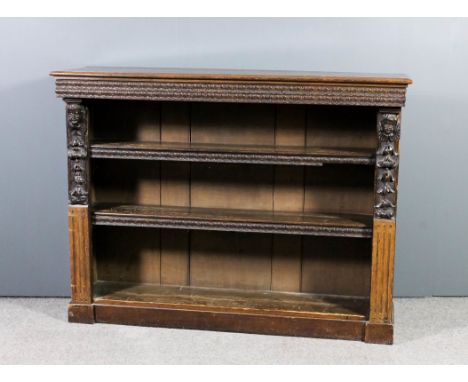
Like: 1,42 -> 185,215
91,101 -> 162,286
273,105 -> 306,210
190,163 -> 274,211
94,226 -> 161,284
127,101 -> 162,280
304,106 -> 374,216
306,105 -> 377,149
271,105 -> 306,292
190,103 -> 275,145
190,103 -> 275,290
160,102 -> 191,285
302,105 -> 374,297
189,164 -> 274,290
190,103 -> 275,212
303,165 -> 374,215
301,236 -> 371,297
128,101 -> 161,142
130,102 -> 161,204
91,101 -> 162,205
92,159 -> 161,205
89,100 -> 127,142
90,100 -> 161,142
190,231 -> 272,290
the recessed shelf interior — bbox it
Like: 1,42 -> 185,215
93,226 -> 372,300
89,100 -> 378,150
88,99 -> 377,316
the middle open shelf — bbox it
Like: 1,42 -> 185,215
93,204 -> 373,238
90,141 -> 376,166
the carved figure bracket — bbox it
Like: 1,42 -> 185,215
374,112 -> 400,219
66,102 -> 88,205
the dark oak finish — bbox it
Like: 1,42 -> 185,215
67,101 -> 89,205
51,67 -> 412,85
94,304 -> 366,341
369,219 -> 396,323
364,322 -> 394,345
68,303 -> 94,324
52,67 -> 411,344
94,281 -> 368,320
68,206 -> 92,305
91,141 -> 375,166
93,204 -> 373,238
51,67 -> 411,107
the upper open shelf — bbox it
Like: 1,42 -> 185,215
91,141 -> 375,166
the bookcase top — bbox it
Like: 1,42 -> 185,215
51,66 -> 412,86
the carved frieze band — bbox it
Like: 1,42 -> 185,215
66,101 -> 89,205
56,79 -> 407,107
374,111 -> 400,219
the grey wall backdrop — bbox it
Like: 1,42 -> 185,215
1,18 -> 467,297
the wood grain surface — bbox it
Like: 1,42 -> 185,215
68,206 -> 92,304
92,204 -> 373,238
369,219 -> 396,323
91,141 -> 375,165
51,66 -> 412,85
94,281 -> 368,320
56,67 -> 410,342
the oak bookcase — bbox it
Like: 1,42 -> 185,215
51,67 -> 411,344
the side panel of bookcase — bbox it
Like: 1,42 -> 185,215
366,109 -> 401,344
65,99 -> 95,323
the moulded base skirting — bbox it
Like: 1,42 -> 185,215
67,302 -> 393,344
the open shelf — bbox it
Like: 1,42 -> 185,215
90,141 -> 375,166
94,281 -> 369,321
92,204 -> 373,238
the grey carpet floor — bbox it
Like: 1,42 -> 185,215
0,297 -> 467,364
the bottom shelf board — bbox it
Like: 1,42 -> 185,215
94,281 -> 368,321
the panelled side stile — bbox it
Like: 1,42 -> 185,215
366,109 -> 401,344
374,112 -> 400,220
66,99 -> 94,323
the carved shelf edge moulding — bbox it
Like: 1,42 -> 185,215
93,214 -> 372,238
66,101 -> 89,205
90,147 -> 375,166
374,111 -> 400,220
